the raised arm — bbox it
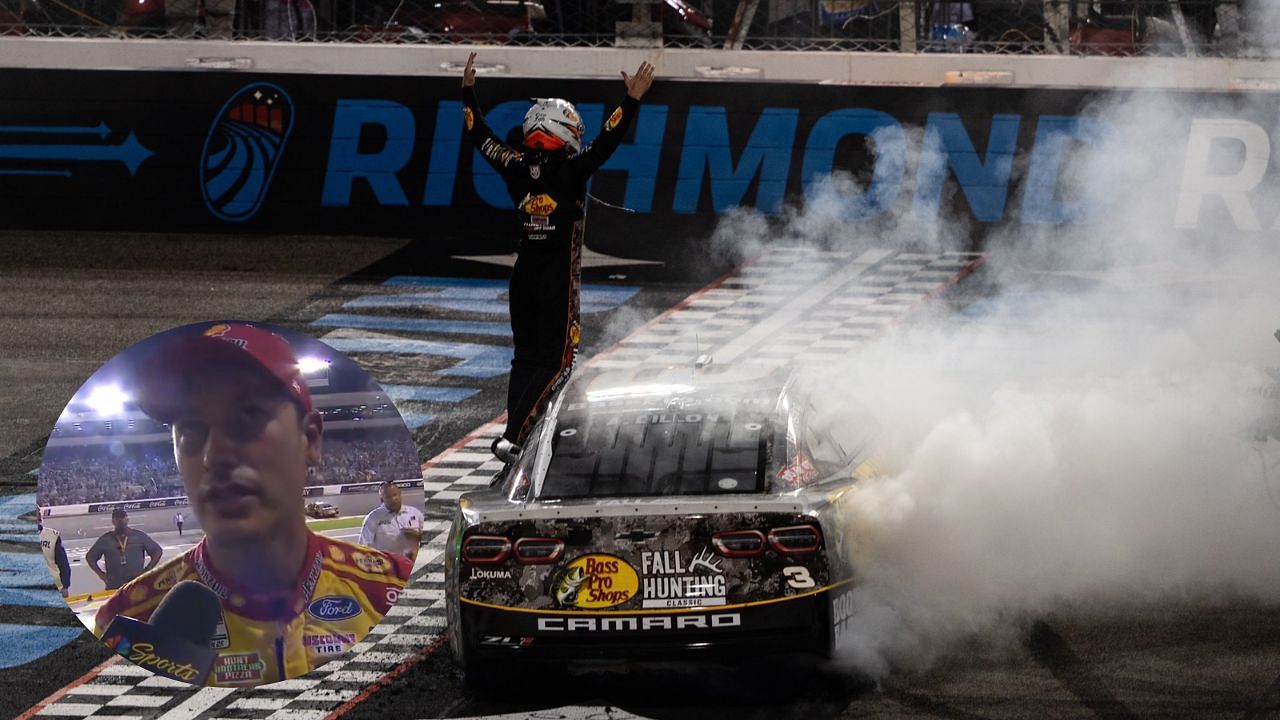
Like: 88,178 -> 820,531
572,61 -> 655,176
461,52 -> 525,177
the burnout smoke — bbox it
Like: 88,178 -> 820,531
707,86 -> 1280,678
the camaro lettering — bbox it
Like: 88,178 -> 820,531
536,613 -> 741,632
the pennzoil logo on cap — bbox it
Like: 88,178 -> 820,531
203,323 -> 248,349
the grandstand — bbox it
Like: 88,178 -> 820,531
0,1 -> 1268,58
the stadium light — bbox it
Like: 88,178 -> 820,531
86,385 -> 130,416
298,356 -> 331,375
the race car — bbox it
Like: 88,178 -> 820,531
305,501 -> 340,519
445,361 -> 881,685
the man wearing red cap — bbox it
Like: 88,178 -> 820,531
94,322 -> 412,686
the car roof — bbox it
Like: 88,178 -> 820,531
530,363 -> 795,499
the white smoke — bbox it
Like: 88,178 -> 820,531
1242,0 -> 1280,56
713,88 -> 1280,677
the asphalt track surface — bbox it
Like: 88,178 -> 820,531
1,230 -> 1279,719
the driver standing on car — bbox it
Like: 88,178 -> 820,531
459,52 -> 655,465
94,322 -> 412,686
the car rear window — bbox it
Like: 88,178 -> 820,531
537,410 -> 777,499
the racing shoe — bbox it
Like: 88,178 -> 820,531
490,437 -> 522,464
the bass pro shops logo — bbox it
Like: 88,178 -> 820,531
200,82 -> 295,222
519,192 -> 558,216
550,554 -> 638,609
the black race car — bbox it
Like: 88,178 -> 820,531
445,361 -> 882,685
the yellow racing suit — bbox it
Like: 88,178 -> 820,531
94,530 -> 412,686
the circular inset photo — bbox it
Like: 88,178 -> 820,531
36,321 -> 425,687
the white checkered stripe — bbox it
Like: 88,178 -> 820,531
35,523 -> 452,719
592,248 -> 983,369
422,422 -> 508,511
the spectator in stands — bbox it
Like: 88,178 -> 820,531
167,0 -> 235,38
264,0 -> 316,40
94,322 -> 410,687
86,509 -> 163,591
358,480 -> 424,560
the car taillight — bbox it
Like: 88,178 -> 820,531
462,535 -> 511,564
712,529 -> 766,557
513,537 -> 564,564
768,524 -> 822,554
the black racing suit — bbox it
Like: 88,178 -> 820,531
462,85 -> 638,445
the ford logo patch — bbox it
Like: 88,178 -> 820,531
307,596 -> 362,621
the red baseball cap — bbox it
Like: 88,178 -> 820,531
132,322 -> 315,424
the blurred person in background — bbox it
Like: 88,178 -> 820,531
166,0 -> 234,37
358,480 -> 424,560
264,0 -> 316,39
39,519 -> 72,598
86,508 -> 163,591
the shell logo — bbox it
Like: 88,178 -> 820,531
550,554 -> 638,609
463,107 -> 475,131
204,324 -> 232,337
520,193 -> 558,216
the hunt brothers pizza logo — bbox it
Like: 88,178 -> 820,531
550,554 -> 638,609
212,652 -> 265,685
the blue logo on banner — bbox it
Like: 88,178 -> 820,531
201,82 -> 295,222
307,595 -> 362,621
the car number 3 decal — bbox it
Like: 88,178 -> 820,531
784,566 -> 816,589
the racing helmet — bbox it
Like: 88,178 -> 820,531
522,98 -> 585,155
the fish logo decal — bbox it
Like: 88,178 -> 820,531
553,565 -> 587,606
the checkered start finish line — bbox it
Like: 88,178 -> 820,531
26,246 -> 984,720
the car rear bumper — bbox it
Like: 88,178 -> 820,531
459,590 -> 832,661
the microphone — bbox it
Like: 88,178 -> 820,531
101,580 -> 222,685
